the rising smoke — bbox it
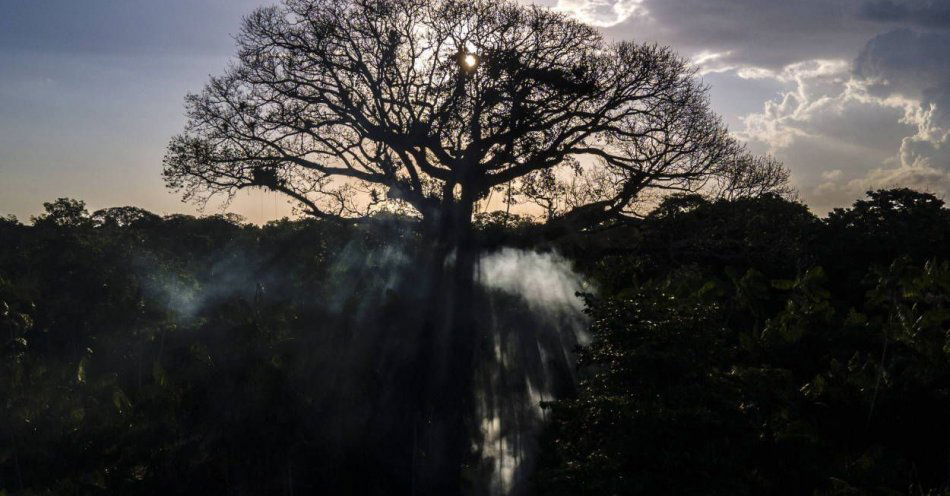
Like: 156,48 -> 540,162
479,248 -> 590,317
138,226 -> 591,496
475,248 -> 591,495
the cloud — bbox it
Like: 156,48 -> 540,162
739,59 -> 861,148
604,0 -> 950,68
850,29 -> 950,170
601,0 -> 878,70
812,163 -> 950,206
857,0 -> 950,30
854,29 -> 950,119
692,50 -> 736,75
525,0 -> 950,212
733,28 -> 950,212
552,0 -> 646,27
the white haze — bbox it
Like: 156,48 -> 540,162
142,241 -> 593,496
478,248 -> 590,317
476,248 -> 592,495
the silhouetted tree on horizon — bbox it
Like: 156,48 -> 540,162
161,0 -> 791,493
163,0 -> 789,244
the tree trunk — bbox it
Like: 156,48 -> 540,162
414,194 -> 480,496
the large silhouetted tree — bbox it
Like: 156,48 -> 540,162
162,0 -> 789,493
164,0 -> 786,247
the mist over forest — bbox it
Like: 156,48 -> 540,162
2,0 -> 950,495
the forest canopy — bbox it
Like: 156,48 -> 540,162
1,188 -> 948,494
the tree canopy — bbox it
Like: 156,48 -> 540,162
164,0 -> 789,230
2,189 -> 948,495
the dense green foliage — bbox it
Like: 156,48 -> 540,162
538,189 -> 950,495
0,200 -> 428,494
1,189 -> 948,494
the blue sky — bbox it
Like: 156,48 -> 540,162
0,0 -> 282,221
2,0 -> 949,223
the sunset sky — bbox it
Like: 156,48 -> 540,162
2,0 -> 949,223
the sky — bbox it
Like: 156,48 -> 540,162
2,0 -> 949,223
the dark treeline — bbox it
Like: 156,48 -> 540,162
1,188 -> 949,495
539,188 -> 950,495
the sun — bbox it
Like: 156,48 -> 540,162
462,53 -> 478,69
